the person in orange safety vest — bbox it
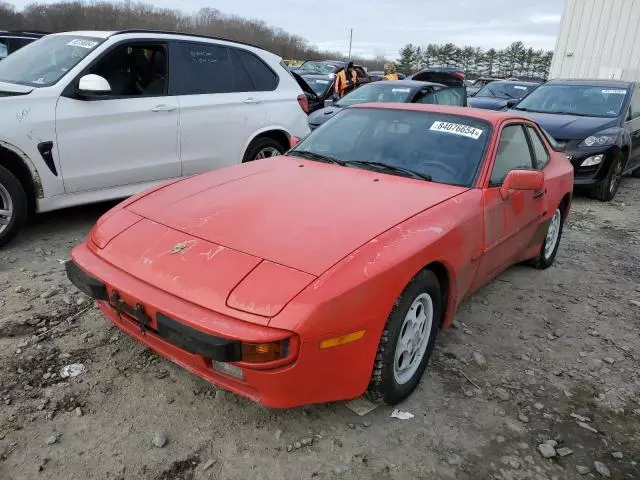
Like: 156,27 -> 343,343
383,62 -> 399,81
334,61 -> 358,98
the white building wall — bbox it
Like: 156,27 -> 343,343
550,0 -> 640,81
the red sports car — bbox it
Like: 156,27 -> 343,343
66,104 -> 573,408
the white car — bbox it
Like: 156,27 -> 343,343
0,30 -> 310,246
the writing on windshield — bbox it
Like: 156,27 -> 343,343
516,84 -> 627,117
292,108 -> 490,187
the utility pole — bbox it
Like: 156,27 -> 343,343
348,28 -> 353,60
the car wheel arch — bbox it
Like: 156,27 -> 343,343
0,142 -> 41,212
418,261 -> 452,328
242,129 -> 291,162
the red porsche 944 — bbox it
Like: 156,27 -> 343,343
66,104 -> 573,408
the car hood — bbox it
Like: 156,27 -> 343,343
468,97 -> 508,111
509,110 -> 619,140
0,81 -> 33,96
308,105 -> 343,126
122,157 -> 466,276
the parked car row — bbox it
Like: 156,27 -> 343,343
3,28 -> 636,410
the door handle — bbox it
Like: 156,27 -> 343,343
533,188 -> 546,199
151,104 -> 176,112
244,97 -> 261,104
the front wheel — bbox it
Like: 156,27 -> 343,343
531,206 -> 564,270
0,165 -> 28,248
367,269 -> 441,405
591,152 -> 624,201
242,137 -> 286,163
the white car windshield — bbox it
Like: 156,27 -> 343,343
0,35 -> 103,87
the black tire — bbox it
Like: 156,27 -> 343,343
367,269 -> 442,405
590,152 -> 624,201
531,205 -> 564,270
0,165 -> 28,248
242,137 -> 286,163
632,165 -> 640,178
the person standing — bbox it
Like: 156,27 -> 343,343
334,61 -> 358,98
383,63 -> 399,81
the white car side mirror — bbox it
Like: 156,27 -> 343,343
78,74 -> 111,94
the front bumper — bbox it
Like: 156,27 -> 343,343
66,243 -> 373,407
566,146 -> 618,186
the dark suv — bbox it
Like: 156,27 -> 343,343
0,31 -> 46,60
511,79 -> 640,201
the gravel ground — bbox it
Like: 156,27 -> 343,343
1,178 -> 639,480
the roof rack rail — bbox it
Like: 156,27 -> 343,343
110,29 -> 265,51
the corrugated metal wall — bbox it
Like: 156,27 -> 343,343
550,0 -> 640,80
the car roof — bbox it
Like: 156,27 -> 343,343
488,80 -> 539,86
547,78 -> 635,87
49,30 -> 269,52
369,80 -> 444,88
352,103 -> 531,124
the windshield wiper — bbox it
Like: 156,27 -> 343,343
287,150 -> 346,166
344,161 -> 432,181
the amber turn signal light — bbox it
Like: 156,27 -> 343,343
319,330 -> 365,349
241,340 -> 289,363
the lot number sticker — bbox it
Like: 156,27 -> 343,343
602,89 -> 627,95
430,121 -> 484,139
67,39 -> 99,49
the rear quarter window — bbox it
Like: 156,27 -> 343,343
234,48 -> 279,91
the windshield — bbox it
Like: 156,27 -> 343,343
0,35 -> 103,87
476,82 -> 535,99
515,84 -> 628,117
304,77 -> 333,96
300,62 -> 337,75
291,108 -> 490,187
337,83 -> 414,107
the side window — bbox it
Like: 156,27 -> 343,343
355,67 -> 368,81
87,43 -> 168,97
434,87 -> 464,106
415,88 -> 436,104
630,87 -> 640,120
526,126 -> 550,169
490,125 -> 534,186
0,38 -> 7,60
234,48 -> 278,91
170,42 -> 238,95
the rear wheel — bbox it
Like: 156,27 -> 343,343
531,206 -> 564,270
591,152 -> 624,201
242,137 -> 286,163
367,269 -> 441,405
0,165 -> 28,248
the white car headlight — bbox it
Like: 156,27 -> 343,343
580,154 -> 604,167
581,135 -> 616,147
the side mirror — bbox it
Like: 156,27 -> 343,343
506,99 -> 519,109
500,170 -> 544,200
78,74 -> 111,95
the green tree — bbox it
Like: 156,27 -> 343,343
398,43 -> 417,75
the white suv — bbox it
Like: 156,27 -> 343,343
0,30 -> 310,246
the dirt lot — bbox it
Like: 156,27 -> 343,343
1,178 -> 639,480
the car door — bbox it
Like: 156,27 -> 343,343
624,85 -> 640,170
55,41 -> 180,193
170,41 -> 270,176
472,123 -> 547,288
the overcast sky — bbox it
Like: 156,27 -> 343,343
11,0 -> 566,58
